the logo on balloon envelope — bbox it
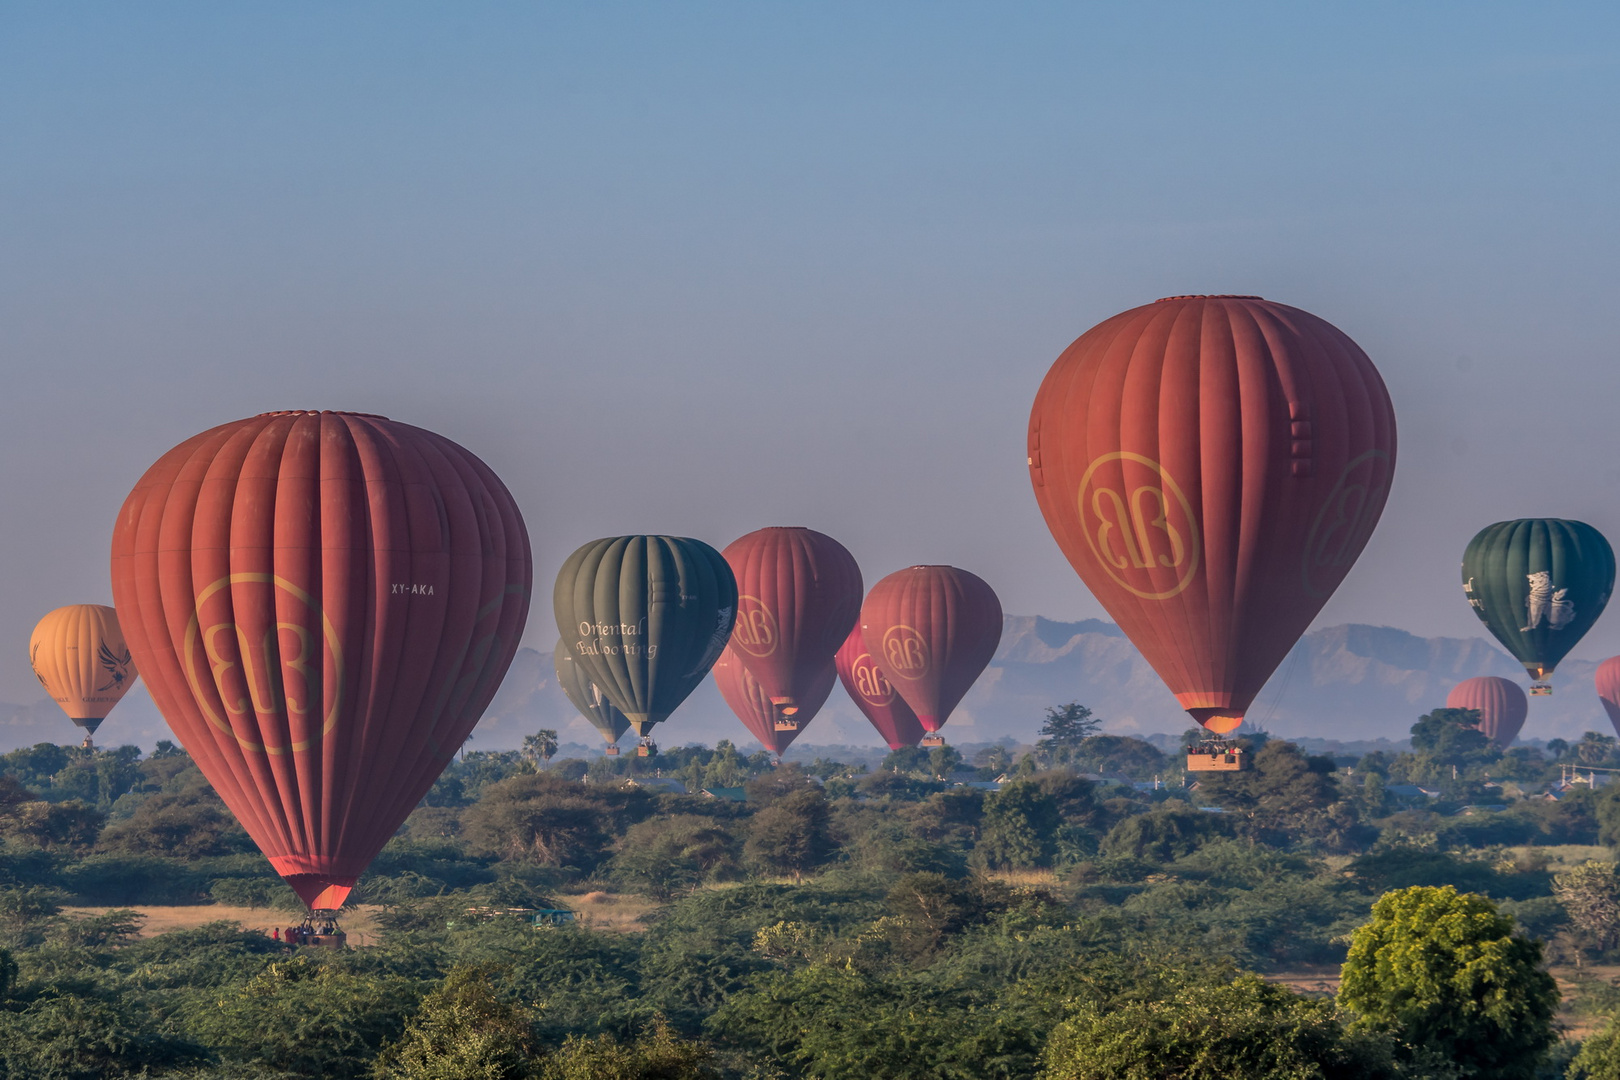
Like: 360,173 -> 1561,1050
849,651 -> 896,705
182,573 -> 344,754
1302,450 -> 1391,598
880,625 -> 930,680
731,595 -> 778,658
1076,452 -> 1200,600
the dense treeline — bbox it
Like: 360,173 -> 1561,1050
4,705 -> 1620,1078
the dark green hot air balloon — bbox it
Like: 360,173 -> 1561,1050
554,640 -> 631,753
554,536 -> 737,738
1461,519 -> 1615,693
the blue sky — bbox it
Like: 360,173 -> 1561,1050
2,2 -> 1619,705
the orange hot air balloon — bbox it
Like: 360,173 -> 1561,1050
110,411 -> 531,909
713,646 -> 836,756
1445,676 -> 1528,749
29,605 -> 138,745
1597,658 -> 1620,738
721,527 -> 862,731
1028,295 -> 1397,734
834,624 -> 925,750
860,566 -> 1002,735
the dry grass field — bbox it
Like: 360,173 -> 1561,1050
559,889 -> 660,932
61,904 -> 385,946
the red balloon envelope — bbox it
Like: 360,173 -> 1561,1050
1445,676 -> 1528,749
1598,658 -> 1620,738
721,527 -> 862,726
860,566 -> 1002,733
1028,295 -> 1397,734
110,411 -> 531,909
713,646 -> 836,756
835,624 -> 925,750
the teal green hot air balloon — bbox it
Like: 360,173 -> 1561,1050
554,640 -> 631,754
1461,519 -> 1615,693
554,536 -> 738,740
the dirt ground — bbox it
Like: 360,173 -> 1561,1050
61,905 -> 384,947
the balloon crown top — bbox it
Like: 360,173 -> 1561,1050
255,410 -> 390,419
1155,295 -> 1263,302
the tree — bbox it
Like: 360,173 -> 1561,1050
1409,708 -> 1498,773
1101,803 -> 1227,862
1042,973 -> 1395,1080
540,1018 -> 715,1080
744,788 -> 832,880
97,788 -> 251,858
1198,740 -> 1345,842
1339,885 -> 1558,1080
1036,703 -> 1101,767
610,815 -> 741,900
375,964 -> 539,1080
522,730 -> 560,772
975,780 -> 1060,869
0,798 -> 104,851
1569,1015 -> 1620,1079
1554,860 -> 1620,959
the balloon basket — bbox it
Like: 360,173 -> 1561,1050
605,746 -> 620,756
773,719 -> 800,731
1530,683 -> 1553,696
921,735 -> 945,748
280,913 -> 347,950
1186,739 -> 1247,772
636,738 -> 657,758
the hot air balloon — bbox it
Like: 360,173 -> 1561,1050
554,535 -> 736,753
110,411 -> 531,910
29,604 -> 139,747
554,641 -> 631,755
1445,676 -> 1528,749
721,527 -> 862,732
834,623 -> 925,750
1028,295 -> 1396,739
861,566 -> 1002,747
713,646 -> 836,756
1461,519 -> 1614,694
1597,658 -> 1620,738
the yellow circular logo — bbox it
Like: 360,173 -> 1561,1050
849,650 -> 896,705
879,625 -> 930,681
1076,452 -> 1201,600
731,595 -> 778,658
182,573 -> 344,755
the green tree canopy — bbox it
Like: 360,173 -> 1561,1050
1339,885 -> 1558,1080
1041,973 -> 1395,1080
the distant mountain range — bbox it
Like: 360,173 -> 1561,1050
4,618 -> 1616,754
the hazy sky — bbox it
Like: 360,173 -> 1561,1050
3,3 -> 1619,707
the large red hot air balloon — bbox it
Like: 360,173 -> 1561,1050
834,624 -> 925,750
110,411 -> 531,909
860,566 -> 1002,739
1445,676 -> 1528,749
721,527 -> 862,731
1028,295 -> 1396,734
713,646 -> 836,756
1597,658 -> 1620,738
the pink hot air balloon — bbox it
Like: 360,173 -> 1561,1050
1445,676 -> 1528,749
712,646 -> 836,756
860,566 -> 1002,743
834,624 -> 925,751
1597,658 -> 1620,738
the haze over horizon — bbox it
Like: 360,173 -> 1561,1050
5,3 -> 1620,707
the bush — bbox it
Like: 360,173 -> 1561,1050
1042,973 -> 1395,1080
